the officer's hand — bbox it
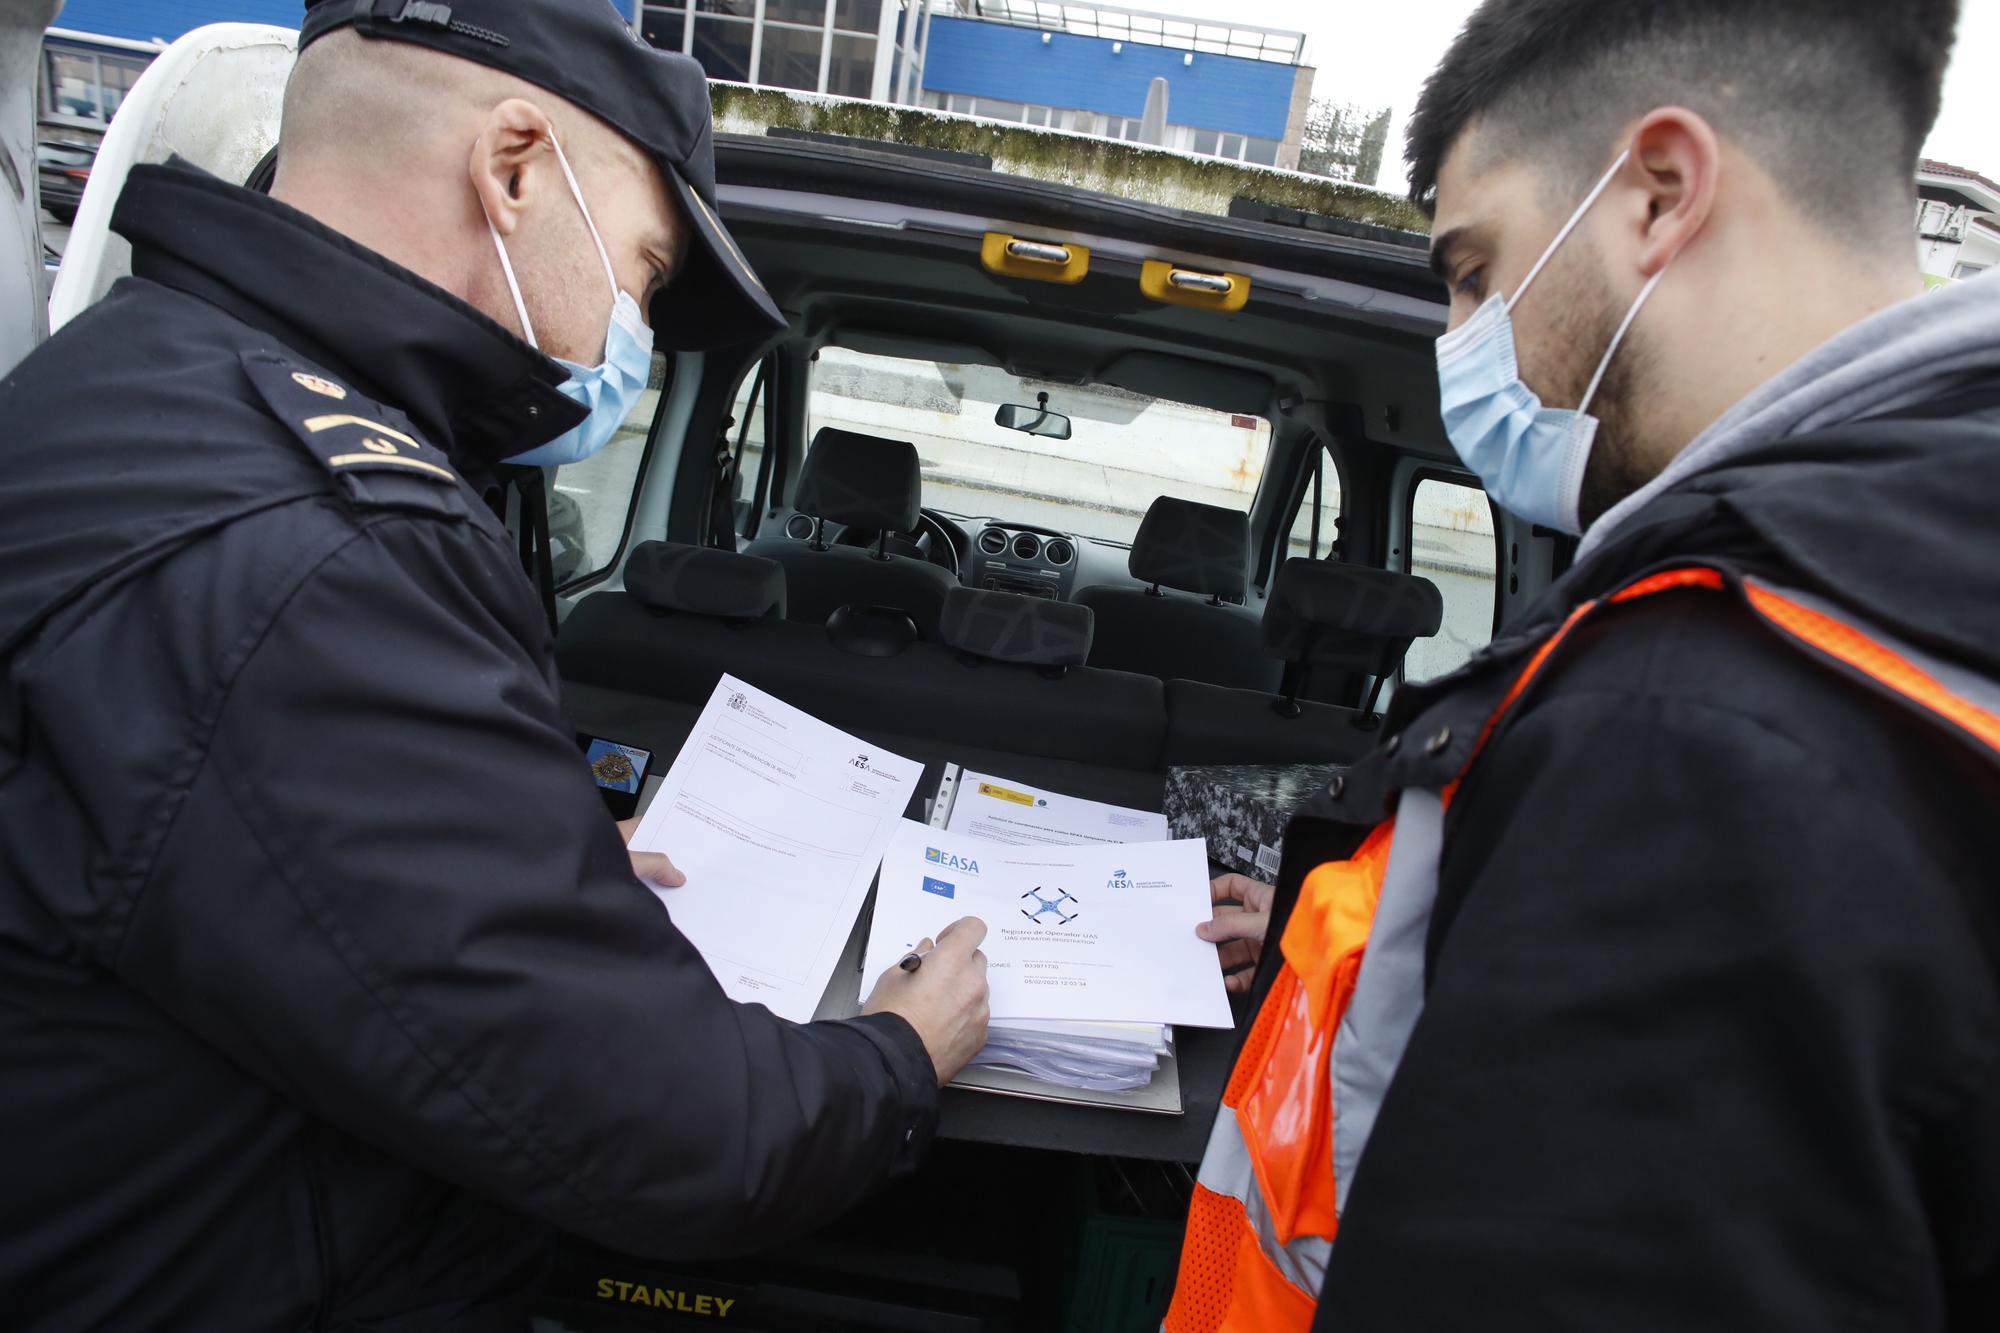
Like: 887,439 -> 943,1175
1198,874 -> 1273,994
862,917 -> 990,1086
617,818 -> 686,889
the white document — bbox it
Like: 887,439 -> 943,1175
863,820 -> 1233,1029
629,675 -> 922,1022
946,770 -> 1168,847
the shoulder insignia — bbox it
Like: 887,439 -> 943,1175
240,352 -> 458,488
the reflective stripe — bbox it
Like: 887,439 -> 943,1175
1744,578 -> 2000,756
1194,1101 -> 1256,1196
1189,1107 -> 1332,1301
1331,787 -> 1443,1215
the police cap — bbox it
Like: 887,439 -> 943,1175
299,0 -> 785,350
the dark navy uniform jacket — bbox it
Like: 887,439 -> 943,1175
0,162 -> 937,1331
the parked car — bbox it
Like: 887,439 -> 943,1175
35,139 -> 92,225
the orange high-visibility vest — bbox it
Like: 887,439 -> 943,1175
1163,565 -> 2000,1332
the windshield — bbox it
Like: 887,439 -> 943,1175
809,347 -> 1272,545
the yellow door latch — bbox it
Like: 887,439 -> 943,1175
1140,259 -> 1250,312
981,232 -> 1091,283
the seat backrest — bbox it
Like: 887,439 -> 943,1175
1161,559 -> 1443,767
557,546 -> 1163,771
48,23 -> 297,332
623,538 -> 786,620
1075,496 -> 1278,691
744,426 -> 956,636
1264,558 -> 1444,709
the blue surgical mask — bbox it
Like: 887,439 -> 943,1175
486,133 -> 656,469
1434,148 -> 1669,534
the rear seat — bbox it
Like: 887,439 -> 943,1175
556,543 -> 1165,771
1164,558 -> 1443,767
1075,497 -> 1280,693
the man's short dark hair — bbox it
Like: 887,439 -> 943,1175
1405,0 -> 1960,238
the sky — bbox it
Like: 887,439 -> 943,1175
1181,0 -> 2000,196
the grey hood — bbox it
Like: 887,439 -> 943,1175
1579,268 -> 2000,561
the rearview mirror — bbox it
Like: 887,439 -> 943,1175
995,393 -> 1073,440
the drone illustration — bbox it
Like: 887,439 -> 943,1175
1020,886 -> 1079,926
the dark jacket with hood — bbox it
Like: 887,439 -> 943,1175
0,164 -> 937,1331
1283,356 -> 2000,1328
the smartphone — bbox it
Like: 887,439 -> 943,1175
577,734 -> 653,822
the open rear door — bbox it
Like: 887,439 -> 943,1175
47,22 -> 296,333
0,1 -> 62,379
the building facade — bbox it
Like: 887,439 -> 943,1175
641,0 -> 1316,169
1915,159 -> 2000,287
49,1 -> 1315,169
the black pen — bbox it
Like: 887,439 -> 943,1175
898,946 -> 934,973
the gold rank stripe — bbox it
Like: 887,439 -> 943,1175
326,453 -> 457,480
303,413 -> 422,449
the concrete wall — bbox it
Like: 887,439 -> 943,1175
709,85 -> 1432,234
1277,64 -> 1314,171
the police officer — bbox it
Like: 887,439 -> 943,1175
0,1 -> 988,1327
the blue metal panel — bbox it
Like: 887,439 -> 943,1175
53,0 -> 304,45
922,17 -> 1295,141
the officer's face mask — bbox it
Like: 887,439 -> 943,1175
484,132 -> 656,469
1433,148 -> 1670,535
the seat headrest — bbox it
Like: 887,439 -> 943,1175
624,541 -> 785,620
1128,497 -> 1249,601
940,587 -> 1094,667
793,428 -> 923,533
1263,558 -> 1442,670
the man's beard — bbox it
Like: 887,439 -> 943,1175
1520,252 -> 1658,532
1575,340 -> 1654,531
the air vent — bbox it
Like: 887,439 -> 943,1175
977,527 -> 1009,556
1012,533 -> 1043,562
784,513 -> 816,541
1043,538 -> 1074,567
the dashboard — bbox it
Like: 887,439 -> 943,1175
769,509 -> 1115,602
963,522 -> 1080,600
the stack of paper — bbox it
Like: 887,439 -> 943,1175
864,807 -> 1231,1096
931,772 -> 1193,1091
967,1019 -> 1174,1092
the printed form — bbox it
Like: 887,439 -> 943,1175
946,770 -> 1169,846
863,820 -> 1232,1029
629,675 -> 922,1022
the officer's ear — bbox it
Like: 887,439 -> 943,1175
470,97 -> 558,240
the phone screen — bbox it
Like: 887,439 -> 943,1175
579,736 -> 652,821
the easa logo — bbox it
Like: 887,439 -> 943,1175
1107,867 -> 1135,889
925,847 -> 981,875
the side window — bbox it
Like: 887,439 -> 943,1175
1285,444 -> 1344,560
1405,477 -> 1497,683
551,351 -> 669,588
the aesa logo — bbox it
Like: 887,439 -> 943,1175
924,847 -> 981,875
1107,867 -> 1134,889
